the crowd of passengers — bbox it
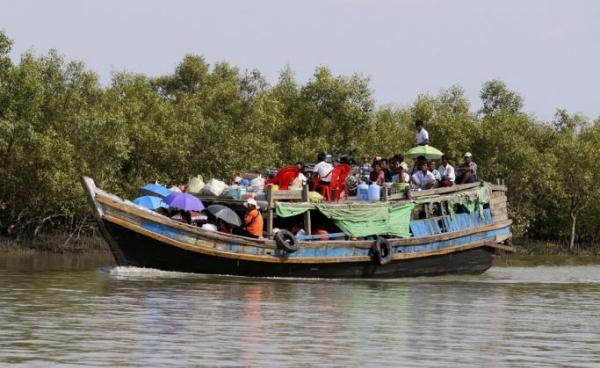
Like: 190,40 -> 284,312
305,120 -> 479,191
159,120 -> 479,239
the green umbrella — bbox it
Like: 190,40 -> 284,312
405,145 -> 444,160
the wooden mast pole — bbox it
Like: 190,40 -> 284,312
266,184 -> 274,239
302,184 -> 312,235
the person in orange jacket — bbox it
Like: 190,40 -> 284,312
243,199 -> 264,238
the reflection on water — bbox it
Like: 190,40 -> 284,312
1,253 -> 600,367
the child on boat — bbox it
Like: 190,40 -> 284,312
370,161 -> 385,185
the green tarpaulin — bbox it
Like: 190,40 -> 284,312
447,184 -> 490,218
275,202 -> 314,218
274,184 -> 490,237
275,201 -> 415,238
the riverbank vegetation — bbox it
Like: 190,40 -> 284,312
1,31 -> 599,253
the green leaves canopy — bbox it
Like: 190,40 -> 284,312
1,30 -> 600,247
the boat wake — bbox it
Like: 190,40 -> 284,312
104,266 -> 204,279
99,265 -> 600,285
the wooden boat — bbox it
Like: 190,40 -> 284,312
81,176 -> 513,278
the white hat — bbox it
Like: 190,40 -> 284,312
464,152 -> 473,158
244,198 -> 258,208
400,162 -> 408,171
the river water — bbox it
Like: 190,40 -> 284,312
1,253 -> 600,367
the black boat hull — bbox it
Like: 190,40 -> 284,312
104,220 -> 494,278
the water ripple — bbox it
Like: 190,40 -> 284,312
1,255 -> 600,367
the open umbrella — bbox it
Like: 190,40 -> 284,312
405,145 -> 444,160
206,204 -> 242,227
163,192 -> 204,211
140,183 -> 172,198
133,196 -> 167,210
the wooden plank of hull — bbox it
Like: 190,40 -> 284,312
102,208 -> 511,261
80,177 -> 127,264
492,201 -> 507,211
492,213 -> 509,222
103,220 -> 494,278
102,212 -> 509,265
97,193 -> 512,250
491,192 -> 507,200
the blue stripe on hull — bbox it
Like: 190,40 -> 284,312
139,217 -> 510,259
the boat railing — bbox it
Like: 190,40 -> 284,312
266,181 -> 506,204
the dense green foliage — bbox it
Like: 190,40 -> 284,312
1,31 -> 599,249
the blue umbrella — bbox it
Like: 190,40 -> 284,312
163,192 -> 205,211
140,183 -> 172,198
133,196 -> 168,210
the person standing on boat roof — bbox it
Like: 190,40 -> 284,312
455,152 -> 478,184
313,152 -> 333,186
243,199 -> 264,238
415,120 -> 430,146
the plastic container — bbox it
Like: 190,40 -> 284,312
368,183 -> 381,201
357,183 -> 369,201
224,186 -> 246,200
255,191 -> 267,201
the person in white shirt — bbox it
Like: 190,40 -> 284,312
295,162 -> 309,184
391,160 -> 410,183
290,163 -> 309,189
415,120 -> 429,146
313,152 -> 333,185
438,155 -> 456,187
291,223 -> 306,238
411,162 -> 436,190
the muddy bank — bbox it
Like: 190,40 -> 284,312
1,233 -> 599,257
512,238 -> 600,256
0,234 -> 109,254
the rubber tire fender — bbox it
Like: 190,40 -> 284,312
275,229 -> 300,253
371,236 -> 393,265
